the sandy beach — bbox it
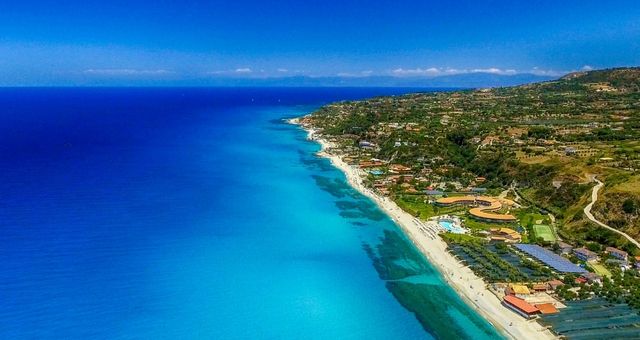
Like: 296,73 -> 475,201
292,118 -> 556,340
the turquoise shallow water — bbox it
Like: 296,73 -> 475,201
0,88 -> 502,339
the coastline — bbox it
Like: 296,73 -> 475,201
290,118 -> 556,340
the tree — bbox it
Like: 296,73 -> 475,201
623,198 -> 636,214
527,126 -> 553,139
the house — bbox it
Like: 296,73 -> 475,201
505,284 -> 531,298
489,228 -> 522,243
606,258 -> 631,270
359,160 -> 384,168
580,272 -> 602,284
532,283 -> 549,292
546,279 -> 564,291
573,247 -> 598,262
557,241 -> 573,255
359,140 -> 375,148
389,164 -> 412,173
534,303 -> 559,315
605,247 -> 628,261
502,295 -> 540,319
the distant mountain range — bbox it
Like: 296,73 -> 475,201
193,73 -> 557,88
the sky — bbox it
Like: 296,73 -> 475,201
1,0 -> 639,85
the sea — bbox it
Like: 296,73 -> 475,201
0,88 -> 502,339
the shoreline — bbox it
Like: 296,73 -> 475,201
290,118 -> 556,340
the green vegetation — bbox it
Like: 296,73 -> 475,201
395,195 -> 442,218
533,224 -> 556,243
539,298 -> 640,338
588,263 -> 612,278
463,218 -> 512,231
306,67 -> 640,250
444,237 -> 556,282
305,67 -> 640,330
447,239 -> 528,282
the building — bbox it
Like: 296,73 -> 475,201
389,164 -> 412,173
359,160 -> 385,168
502,295 -> 540,319
557,241 -> 573,255
606,258 -> 631,270
532,283 -> 549,292
605,247 -> 628,261
580,272 -> 602,284
505,284 -> 531,298
534,303 -> 559,315
358,140 -> 375,148
489,228 -> 522,243
436,196 -> 517,223
573,247 -> 598,262
547,279 -> 564,290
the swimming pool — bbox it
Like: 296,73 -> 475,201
438,219 -> 466,234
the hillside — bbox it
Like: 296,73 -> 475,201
304,67 -> 640,252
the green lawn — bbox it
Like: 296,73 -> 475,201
394,195 -> 464,219
589,263 -> 612,278
518,210 -> 550,227
463,218 -> 516,231
533,224 -> 556,242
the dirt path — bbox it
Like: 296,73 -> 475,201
583,178 -> 640,249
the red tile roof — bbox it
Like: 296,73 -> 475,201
547,279 -> 564,289
535,303 -> 559,314
503,295 -> 540,314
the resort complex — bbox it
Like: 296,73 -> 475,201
298,68 -> 640,339
435,195 -> 517,222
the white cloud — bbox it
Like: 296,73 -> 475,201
206,68 -> 254,76
391,67 -> 521,77
83,68 -> 173,76
581,65 -> 594,71
389,66 -> 574,78
529,67 -> 566,77
277,68 -> 288,73
392,67 -> 444,76
470,68 -> 517,75
336,70 -> 375,77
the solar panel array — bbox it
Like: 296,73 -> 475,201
514,244 -> 587,273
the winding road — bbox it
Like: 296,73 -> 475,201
583,177 -> 640,249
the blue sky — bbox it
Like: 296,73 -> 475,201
1,0 -> 639,85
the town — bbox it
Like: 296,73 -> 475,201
301,68 -> 640,338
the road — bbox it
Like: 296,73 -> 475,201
583,177 -> 640,249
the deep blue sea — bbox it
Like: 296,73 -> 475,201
0,88 -> 502,339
